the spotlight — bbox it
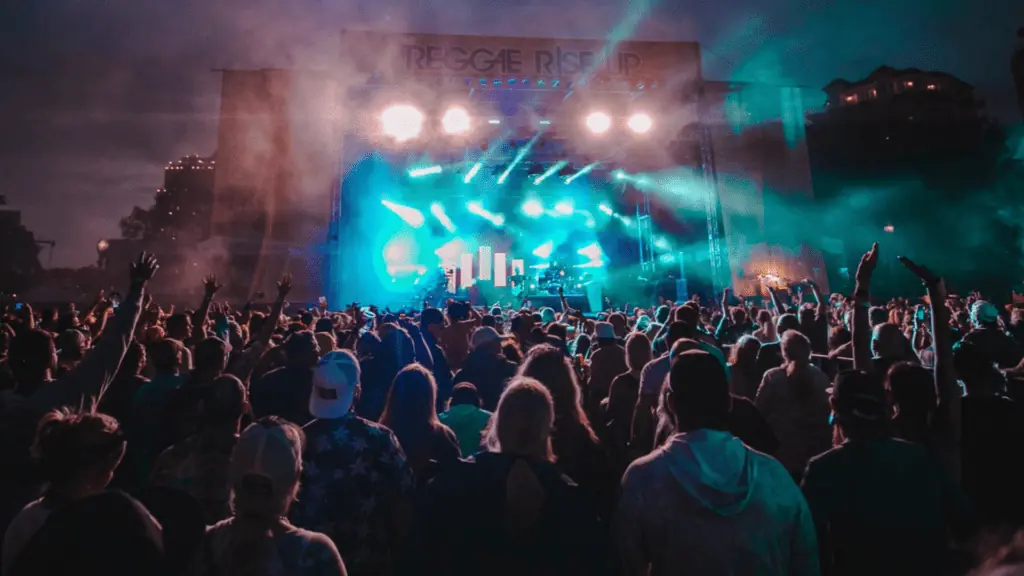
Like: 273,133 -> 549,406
522,200 -> 544,217
585,112 -> 611,134
627,113 -> 653,134
380,104 -> 424,142
442,107 -> 472,135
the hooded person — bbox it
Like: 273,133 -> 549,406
452,327 -> 518,412
617,351 -> 818,576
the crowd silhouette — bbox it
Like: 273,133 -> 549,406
0,245 -> 1023,575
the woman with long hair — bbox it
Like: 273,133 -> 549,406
604,333 -> 651,472
379,364 -> 460,478
755,330 -> 832,482
753,309 -> 778,344
421,378 -> 608,576
518,344 -> 613,518
203,416 -> 346,576
728,335 -> 762,401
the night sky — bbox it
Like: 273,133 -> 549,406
1,0 -> 1021,268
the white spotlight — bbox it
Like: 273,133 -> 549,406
585,112 -> 611,134
442,107 -> 472,135
380,104 -> 424,142
627,113 -> 653,134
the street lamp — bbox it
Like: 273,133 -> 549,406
883,225 -> 895,233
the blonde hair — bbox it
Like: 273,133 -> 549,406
226,417 -> 305,576
485,377 -> 555,462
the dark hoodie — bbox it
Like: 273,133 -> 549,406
617,429 -> 818,576
453,349 -> 517,412
419,451 -> 609,576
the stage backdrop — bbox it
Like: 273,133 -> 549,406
338,31 -> 702,88
211,32 -> 820,303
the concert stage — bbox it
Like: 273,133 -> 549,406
209,31 -> 826,306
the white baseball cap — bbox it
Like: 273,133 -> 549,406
309,350 -> 360,419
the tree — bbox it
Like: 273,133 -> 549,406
119,206 -> 153,240
0,213 -> 43,293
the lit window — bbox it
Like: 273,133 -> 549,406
905,81 -> 914,88
844,94 -> 858,104
926,84 -> 936,91
869,89 -> 878,98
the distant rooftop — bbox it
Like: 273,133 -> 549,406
823,65 -> 972,92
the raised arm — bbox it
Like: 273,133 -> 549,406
188,275 -> 222,346
898,256 -> 961,482
255,275 -> 291,348
34,253 -> 157,411
229,275 -> 291,383
852,243 -> 878,373
768,287 -> 786,318
714,288 -> 733,342
805,279 -> 830,353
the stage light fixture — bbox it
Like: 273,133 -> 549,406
627,113 -> 653,134
442,107 -> 472,135
585,112 -> 611,134
522,200 -> 544,217
380,104 -> 424,142
554,200 -> 574,215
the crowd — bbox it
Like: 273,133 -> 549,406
0,245 -> 1023,575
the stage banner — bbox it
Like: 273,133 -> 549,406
339,31 -> 701,86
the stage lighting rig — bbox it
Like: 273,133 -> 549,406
441,107 -> 472,135
585,111 -> 612,134
380,104 -> 424,142
627,113 -> 653,134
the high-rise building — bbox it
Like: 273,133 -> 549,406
160,153 -> 216,242
808,66 -> 989,178
821,65 -> 982,120
807,65 -> 1005,297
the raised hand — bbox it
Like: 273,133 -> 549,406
897,256 -> 939,286
203,274 -> 223,297
855,243 -> 879,288
131,252 -> 159,286
276,273 -> 293,299
897,256 -> 946,299
802,278 -> 819,291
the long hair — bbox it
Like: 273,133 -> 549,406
226,417 -> 304,576
485,377 -> 555,462
781,330 -> 816,400
729,335 -> 762,398
624,333 -> 652,372
518,344 -> 598,445
379,364 -> 441,458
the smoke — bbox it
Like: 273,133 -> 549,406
1,0 -> 1021,271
